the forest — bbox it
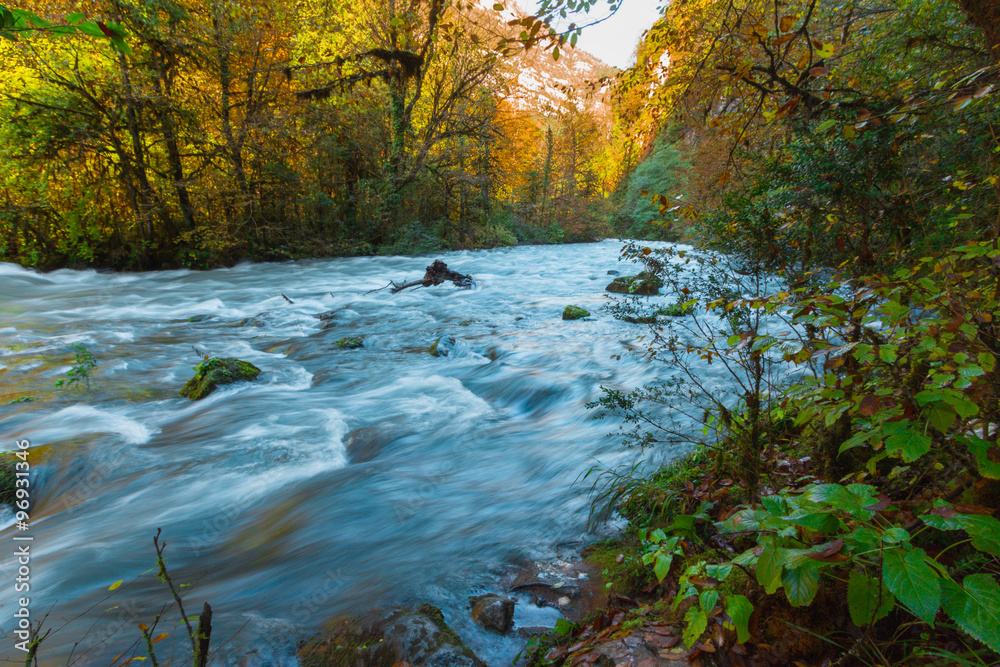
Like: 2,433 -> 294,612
2,0 -> 1000,665
0,0 -> 637,269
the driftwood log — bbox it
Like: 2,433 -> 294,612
388,260 -> 473,293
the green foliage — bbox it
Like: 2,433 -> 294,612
614,133 -> 689,239
54,343 -> 97,390
335,337 -> 364,350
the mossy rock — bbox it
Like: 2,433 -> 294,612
178,357 -> 261,400
429,336 -> 456,357
0,452 -> 17,506
562,305 -> 591,320
298,604 -> 484,667
0,445 -> 54,507
335,337 -> 364,350
605,271 -> 663,296
623,314 -> 658,324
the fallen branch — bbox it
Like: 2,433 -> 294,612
389,260 -> 473,293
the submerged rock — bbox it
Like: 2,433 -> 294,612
178,357 -> 261,400
605,271 -> 663,296
562,305 -> 590,321
187,314 -> 212,323
335,337 -> 364,350
298,604 -> 484,667
469,594 -> 515,634
429,336 -> 456,357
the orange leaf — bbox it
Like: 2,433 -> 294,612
151,633 -> 169,644
808,66 -> 829,77
779,15 -> 795,32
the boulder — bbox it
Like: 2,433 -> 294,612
607,270 -> 620,276
429,336 -> 456,357
298,604 -> 484,667
469,594 -> 515,634
605,271 -> 663,296
562,306 -> 590,321
178,357 -> 261,400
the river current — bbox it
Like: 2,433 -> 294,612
0,241 -> 714,666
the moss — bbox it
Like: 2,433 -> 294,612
562,305 -> 591,320
623,314 -> 658,324
620,617 -> 643,632
583,539 -> 652,596
178,357 -> 262,400
335,337 -> 364,350
429,336 -> 456,357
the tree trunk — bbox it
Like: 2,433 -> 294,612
151,49 -> 196,233
118,51 -> 167,243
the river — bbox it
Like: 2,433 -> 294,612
0,241 -> 711,666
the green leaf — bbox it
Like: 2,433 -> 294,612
940,575 -> 1000,653
884,427 -> 932,463
554,618 -> 574,636
756,542 -> 784,594
816,119 -> 837,132
108,579 -> 123,591
848,570 -> 895,626
700,590 -> 719,612
654,553 -> 674,581
878,345 -> 898,363
782,566 -> 820,607
960,435 -> 1000,479
923,404 -> 957,433
959,514 -> 1000,557
882,548 -> 940,624
683,606 -> 708,647
724,595 -> 753,644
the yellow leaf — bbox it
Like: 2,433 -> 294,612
815,43 -> 836,58
843,125 -> 856,139
138,624 -> 148,632
109,580 -> 123,591
796,52 -> 810,70
953,181 -> 969,191
779,15 -> 796,32
151,633 -> 169,644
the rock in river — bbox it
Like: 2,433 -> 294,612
562,305 -> 590,320
605,271 -> 663,296
298,604 -> 484,667
429,336 -> 456,357
469,594 -> 515,634
178,357 -> 261,400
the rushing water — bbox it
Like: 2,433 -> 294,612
0,241 -> 713,666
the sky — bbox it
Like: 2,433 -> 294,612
526,0 -> 665,69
